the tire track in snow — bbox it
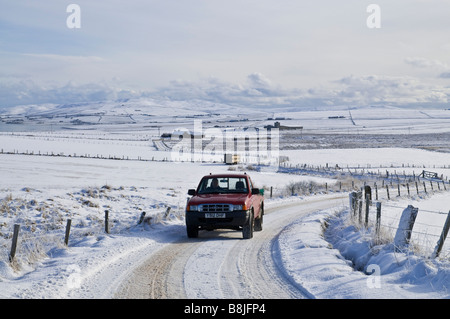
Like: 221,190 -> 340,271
116,194 -> 347,299
213,196 -> 347,299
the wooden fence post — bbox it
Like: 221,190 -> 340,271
431,210 -> 450,259
364,194 -> 370,228
376,202 -> 382,238
9,224 -> 20,262
349,192 -> 357,216
64,219 -> 72,246
386,185 -> 390,200
358,199 -> 363,225
138,211 -> 146,224
394,205 -> 419,250
105,210 -> 110,234
164,206 -> 171,218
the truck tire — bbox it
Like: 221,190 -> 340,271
242,211 -> 254,239
186,224 -> 199,238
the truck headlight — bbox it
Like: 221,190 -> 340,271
233,205 -> 244,211
188,205 -> 199,211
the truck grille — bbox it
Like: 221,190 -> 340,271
200,204 -> 231,213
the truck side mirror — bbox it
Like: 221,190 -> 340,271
251,188 -> 260,195
188,189 -> 196,196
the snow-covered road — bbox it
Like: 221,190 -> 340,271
114,195 -> 347,299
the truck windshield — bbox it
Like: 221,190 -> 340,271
198,177 -> 248,194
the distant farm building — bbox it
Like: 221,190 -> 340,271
264,121 -> 303,131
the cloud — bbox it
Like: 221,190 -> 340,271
21,53 -> 104,63
439,72 -> 450,79
155,73 -> 450,109
1,73 -> 450,111
3,1 -> 450,113
0,78 -> 139,109
333,74 -> 450,106
153,73 -> 293,107
404,57 -> 448,70
246,73 -> 272,90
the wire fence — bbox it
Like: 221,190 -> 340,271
349,190 -> 450,260
259,162 -> 449,200
2,159 -> 450,265
1,206 -> 177,266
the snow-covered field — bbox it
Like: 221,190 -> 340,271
1,99 -> 450,299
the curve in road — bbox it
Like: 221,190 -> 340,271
115,194 -> 347,299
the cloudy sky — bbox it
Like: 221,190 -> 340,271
1,0 -> 450,109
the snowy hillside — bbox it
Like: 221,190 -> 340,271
1,98 -> 450,299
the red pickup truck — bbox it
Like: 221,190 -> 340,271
186,173 -> 264,239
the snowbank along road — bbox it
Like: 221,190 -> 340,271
115,194 -> 347,299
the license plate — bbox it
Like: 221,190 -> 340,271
205,213 -> 226,218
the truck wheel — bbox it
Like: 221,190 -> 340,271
186,225 -> 199,238
243,211 -> 254,239
254,206 -> 263,232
